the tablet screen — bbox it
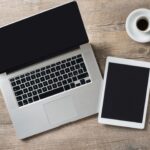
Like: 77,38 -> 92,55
101,63 -> 149,123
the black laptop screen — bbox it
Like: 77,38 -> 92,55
0,2 -> 88,73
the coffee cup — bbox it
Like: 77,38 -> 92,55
126,8 -> 150,43
135,16 -> 150,33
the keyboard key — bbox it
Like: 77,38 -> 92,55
10,78 -> 15,82
33,85 -> 38,89
68,72 -> 73,77
53,78 -> 58,82
42,87 -> 47,92
13,86 -> 20,91
67,58 -> 71,61
52,84 -> 57,89
33,96 -> 39,101
41,71 -> 46,76
78,69 -> 83,74
51,67 -> 56,72
62,80 -> 67,85
73,76 -> 77,81
43,81 -> 48,86
15,76 -> 19,80
28,92 -> 32,97
25,73 -> 30,76
29,87 -> 33,91
70,83 -> 75,88
40,77 -> 45,82
77,54 -> 82,58
39,87 -> 64,99
28,98 -> 33,103
61,64 -> 65,68
76,83 -> 81,86
65,68 -> 70,73
50,73 -> 55,78
16,80 -> 21,85
47,85 -> 52,90
86,79 -> 91,83
20,84 -> 25,89
57,82 -> 62,87
62,60 -> 66,63
31,75 -> 36,79
38,83 -> 43,88
80,79 -> 86,85
60,70 -> 65,74
75,64 -> 80,69
45,75 -> 50,80
46,69 -> 51,74
76,58 -> 83,63
41,67 -> 46,71
15,90 -> 23,96
33,91 -> 37,95
63,74 -> 68,79
72,56 -> 76,59
64,85 -> 70,90
26,76 -> 31,81
56,66 -> 61,70
35,79 -> 40,83
58,76 -> 63,81
23,88 -> 28,93
30,80 -> 35,85
70,66 -> 75,71
66,62 -> 71,67
55,71 -> 60,76
36,69 -> 40,72
31,71 -> 35,74
78,73 -> 88,80
71,60 -> 76,65
16,96 -> 22,101
73,71 -> 78,76
56,62 -> 61,65
23,94 -> 27,99
36,73 -> 41,78
21,78 -> 26,83
48,79 -> 53,84
18,101 -> 23,107
46,66 -> 50,69
23,99 -> 28,105
67,78 -> 72,83
51,63 -> 55,67
37,89 -> 42,94
25,82 -> 30,87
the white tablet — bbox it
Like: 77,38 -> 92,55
98,57 -> 150,129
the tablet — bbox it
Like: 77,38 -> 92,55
98,57 -> 150,129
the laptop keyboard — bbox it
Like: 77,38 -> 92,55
10,54 -> 91,107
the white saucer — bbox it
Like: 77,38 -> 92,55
125,8 -> 150,43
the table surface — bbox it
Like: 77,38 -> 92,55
1,0 -> 150,150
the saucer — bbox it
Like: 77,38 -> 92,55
125,8 -> 150,43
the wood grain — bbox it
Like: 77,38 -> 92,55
1,0 -> 150,150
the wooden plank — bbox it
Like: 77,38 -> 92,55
0,0 -> 150,149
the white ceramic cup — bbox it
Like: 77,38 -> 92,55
135,16 -> 150,33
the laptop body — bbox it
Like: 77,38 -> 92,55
0,1 -> 102,139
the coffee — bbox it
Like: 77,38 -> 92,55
136,17 -> 149,31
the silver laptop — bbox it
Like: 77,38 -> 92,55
0,1 -> 102,139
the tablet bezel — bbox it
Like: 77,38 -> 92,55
98,57 -> 150,129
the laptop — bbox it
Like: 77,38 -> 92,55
0,1 -> 102,139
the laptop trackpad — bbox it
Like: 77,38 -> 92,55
43,96 -> 78,125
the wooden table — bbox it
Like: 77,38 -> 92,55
1,0 -> 150,149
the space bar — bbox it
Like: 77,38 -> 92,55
39,87 -> 64,99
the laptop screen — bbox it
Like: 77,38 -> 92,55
0,2 -> 88,73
